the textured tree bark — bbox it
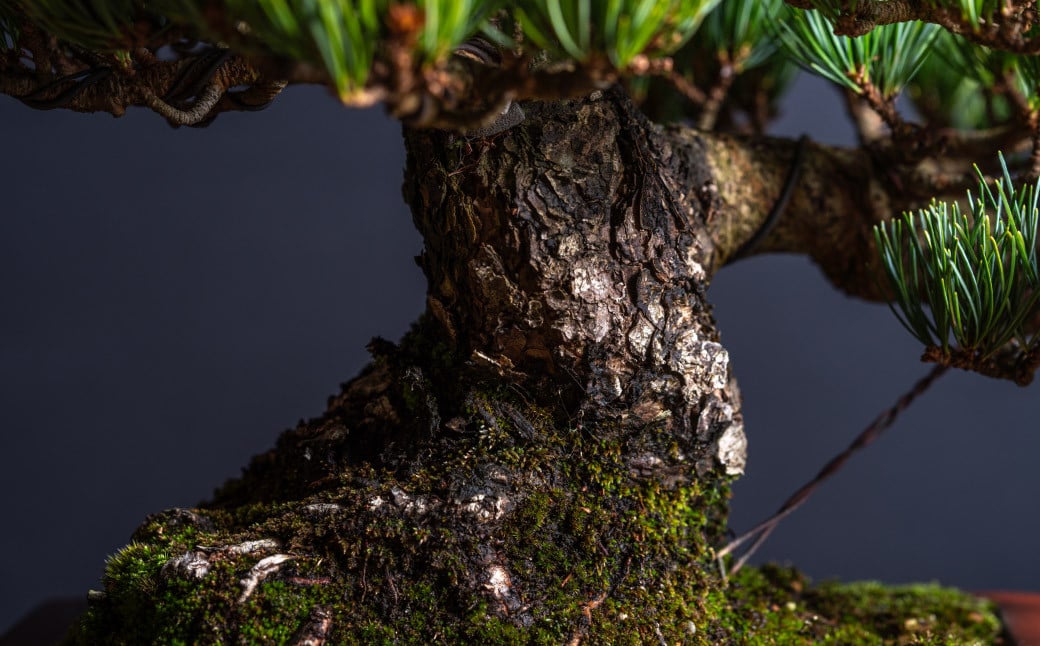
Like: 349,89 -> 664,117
68,88 -> 1003,644
406,87 -> 745,473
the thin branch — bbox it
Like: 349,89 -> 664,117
18,66 -> 113,109
785,0 -> 1040,53
144,83 -> 224,126
657,67 -> 707,105
0,42 -> 285,125
849,69 -> 918,142
1025,111 -> 1040,179
697,53 -> 737,131
923,344 -> 1040,386
162,48 -> 232,104
226,80 -> 288,112
938,122 -> 1032,161
841,87 -> 886,146
747,85 -> 773,136
0,19 -> 612,133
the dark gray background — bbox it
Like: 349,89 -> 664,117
2,73 -> 1038,634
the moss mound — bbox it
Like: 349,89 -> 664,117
67,392 -> 1002,644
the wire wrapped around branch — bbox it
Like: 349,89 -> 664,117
0,27 -> 290,127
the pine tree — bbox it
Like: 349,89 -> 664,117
2,0 -> 1035,642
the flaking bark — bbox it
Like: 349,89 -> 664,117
65,89 -> 1004,644
406,87 -> 742,459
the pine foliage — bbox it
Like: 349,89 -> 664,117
875,155 -> 1040,359
4,0 -> 1040,379
225,0 -> 388,99
777,8 -> 940,99
513,0 -> 720,67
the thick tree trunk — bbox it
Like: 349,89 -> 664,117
406,87 -> 745,477
68,89 -> 1002,645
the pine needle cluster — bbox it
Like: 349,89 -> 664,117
875,155 -> 1040,375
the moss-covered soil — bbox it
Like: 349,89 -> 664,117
73,522 -> 1003,645
66,382 -> 1003,644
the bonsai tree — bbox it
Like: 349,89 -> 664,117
1,0 -> 1035,642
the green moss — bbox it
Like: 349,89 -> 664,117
67,380 -> 1004,645
74,547 -> 351,645
700,564 -> 1001,645
810,579 -> 1002,644
237,581 -> 336,643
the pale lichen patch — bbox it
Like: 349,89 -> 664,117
217,538 -> 280,555
457,493 -> 510,522
162,551 -> 211,580
717,423 -> 747,475
486,565 -> 512,599
305,503 -> 343,514
390,487 -> 437,515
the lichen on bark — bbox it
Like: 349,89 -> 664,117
67,89 -> 1003,644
